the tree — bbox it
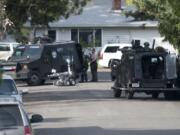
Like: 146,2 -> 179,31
2,0 -> 90,42
125,0 -> 180,50
0,0 -> 7,39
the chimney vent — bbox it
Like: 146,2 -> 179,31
112,0 -> 121,10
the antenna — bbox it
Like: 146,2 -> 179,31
152,39 -> 155,50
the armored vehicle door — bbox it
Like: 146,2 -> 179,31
166,54 -> 177,79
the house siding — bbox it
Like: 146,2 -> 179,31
35,27 -> 161,48
102,27 -> 160,46
56,28 -> 71,42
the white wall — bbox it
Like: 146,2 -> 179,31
35,27 -> 161,47
102,28 -> 131,45
56,28 -> 71,42
35,29 -> 46,37
102,27 -> 161,47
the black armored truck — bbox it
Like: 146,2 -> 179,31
0,41 -> 83,85
112,44 -> 180,100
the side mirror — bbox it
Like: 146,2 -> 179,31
19,89 -> 29,95
30,114 -> 43,123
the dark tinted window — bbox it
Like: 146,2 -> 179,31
95,29 -> 102,47
48,30 -> 56,42
71,29 -> 78,42
104,46 -> 119,53
23,45 -> 42,57
0,79 -> 18,95
0,44 -> 10,51
0,105 -> 23,127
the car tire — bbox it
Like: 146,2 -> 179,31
114,90 -> 122,98
27,71 -> 42,86
111,75 -> 116,81
41,80 -> 46,85
126,91 -> 134,99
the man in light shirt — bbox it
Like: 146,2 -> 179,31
90,48 -> 98,82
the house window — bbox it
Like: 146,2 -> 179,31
95,29 -> 102,47
79,29 -> 93,47
71,29 -> 78,42
71,29 -> 102,48
48,30 -> 56,42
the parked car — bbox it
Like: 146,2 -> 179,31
0,97 -> 43,135
0,41 -> 83,86
98,43 -> 131,67
0,74 -> 25,102
0,42 -> 19,61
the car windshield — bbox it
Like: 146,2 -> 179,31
12,46 -> 26,57
23,45 -> 42,58
0,105 -> 23,128
0,79 -> 18,95
0,44 -> 10,51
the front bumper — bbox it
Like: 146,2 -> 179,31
16,70 -> 29,80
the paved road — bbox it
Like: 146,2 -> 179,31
17,70 -> 180,135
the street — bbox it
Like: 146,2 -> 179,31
18,70 -> 180,135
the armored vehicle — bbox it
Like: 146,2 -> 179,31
112,45 -> 179,99
1,41 -> 83,86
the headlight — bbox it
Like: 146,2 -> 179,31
23,65 -> 28,70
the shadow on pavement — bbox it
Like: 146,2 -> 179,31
23,89 -> 180,103
43,117 -> 70,123
17,71 -> 112,87
24,89 -> 113,103
34,126 -> 180,135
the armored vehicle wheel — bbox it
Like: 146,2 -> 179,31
71,80 -> 76,86
27,71 -> 42,86
41,80 -> 45,85
54,80 -> 62,86
125,91 -> 134,99
66,81 -> 70,86
113,90 -> 122,98
152,92 -> 159,99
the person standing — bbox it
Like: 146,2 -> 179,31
81,55 -> 89,82
90,48 -> 98,82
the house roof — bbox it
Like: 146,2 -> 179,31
47,0 -> 158,28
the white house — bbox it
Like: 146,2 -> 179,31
33,0 -> 173,51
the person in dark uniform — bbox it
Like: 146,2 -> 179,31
81,55 -> 89,82
90,48 -> 98,82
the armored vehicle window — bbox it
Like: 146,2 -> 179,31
23,45 -> 42,57
142,55 -> 165,79
104,46 -> 119,53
